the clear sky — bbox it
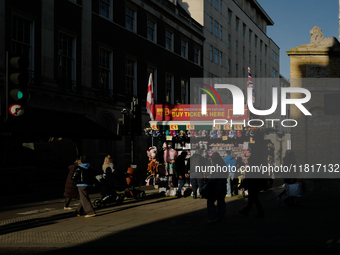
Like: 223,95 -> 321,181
257,0 -> 339,79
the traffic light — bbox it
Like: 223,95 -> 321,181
6,55 -> 30,118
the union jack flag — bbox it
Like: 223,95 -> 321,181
247,67 -> 255,103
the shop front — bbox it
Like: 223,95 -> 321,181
143,104 -> 274,197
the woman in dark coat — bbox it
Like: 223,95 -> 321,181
63,158 -> 80,209
206,152 -> 227,223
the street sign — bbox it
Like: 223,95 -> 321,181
9,104 -> 24,116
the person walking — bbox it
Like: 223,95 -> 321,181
277,150 -> 299,206
189,150 -> 206,199
206,152 -> 227,223
223,150 -> 236,197
175,151 -> 188,198
63,157 -> 80,210
239,151 -> 265,218
72,155 -> 97,218
96,155 -> 115,199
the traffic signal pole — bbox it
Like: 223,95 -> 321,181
5,51 -> 9,121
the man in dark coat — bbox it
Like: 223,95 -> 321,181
175,151 -> 188,198
189,150 -> 206,199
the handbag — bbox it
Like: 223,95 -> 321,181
200,179 -> 212,199
285,182 -> 302,197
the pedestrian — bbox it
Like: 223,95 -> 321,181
72,155 -> 97,218
189,150 -> 206,199
223,150 -> 236,197
239,152 -> 265,218
277,150 -> 299,205
96,155 -> 115,199
63,157 -> 80,210
175,151 -> 188,198
206,152 -> 227,223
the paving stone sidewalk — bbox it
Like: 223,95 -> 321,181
0,185 -> 340,255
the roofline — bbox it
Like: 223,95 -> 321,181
251,0 -> 274,26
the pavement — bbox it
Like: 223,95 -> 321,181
1,182 -> 340,255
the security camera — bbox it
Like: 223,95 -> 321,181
121,108 -> 128,114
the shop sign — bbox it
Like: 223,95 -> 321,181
155,104 -> 248,121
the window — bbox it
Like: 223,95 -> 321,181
228,34 -> 231,49
220,25 -> 222,40
243,24 -> 246,37
235,64 -> 238,77
165,73 -> 174,104
181,39 -> 188,58
181,79 -> 188,104
235,17 -> 239,31
272,51 -> 279,63
214,48 -> 219,64
147,19 -> 157,42
242,46 -> 245,59
125,6 -> 136,32
125,58 -> 137,96
210,45 -> 213,61
249,30 -> 252,43
11,14 -> 34,73
220,0 -> 222,13
194,46 -> 201,65
272,68 -> 278,78
260,60 -> 262,72
58,32 -> 76,92
260,40 -> 263,52
228,9 -> 232,24
228,59 -> 231,74
249,51 -> 251,63
99,47 -> 113,100
165,30 -> 173,51
214,0 -> 219,10
265,45 -> 267,56
255,35 -> 258,48
99,0 -> 111,20
210,17 -> 213,33
219,51 -> 222,67
236,40 -> 238,54
214,20 -> 219,37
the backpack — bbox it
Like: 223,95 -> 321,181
71,167 -> 82,182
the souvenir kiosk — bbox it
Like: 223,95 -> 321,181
144,104 -> 265,196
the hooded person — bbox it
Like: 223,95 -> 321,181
72,155 -> 96,218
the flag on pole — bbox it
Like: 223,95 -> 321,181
146,73 -> 155,121
247,67 -> 255,103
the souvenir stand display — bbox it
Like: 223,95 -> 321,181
144,104 -> 265,197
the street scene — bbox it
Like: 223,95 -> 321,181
1,0 -> 340,254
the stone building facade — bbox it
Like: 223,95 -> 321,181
287,26 -> 340,191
